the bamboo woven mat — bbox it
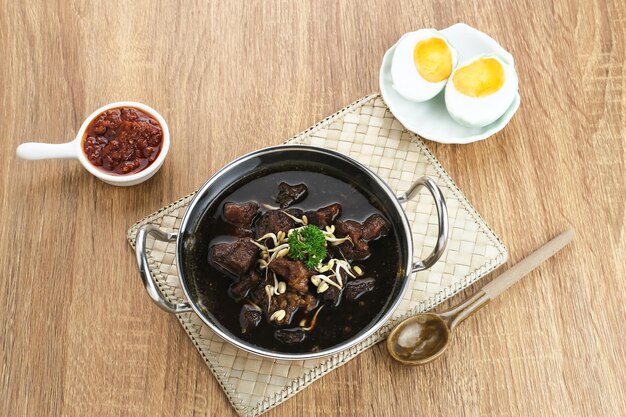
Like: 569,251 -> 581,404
126,94 -> 508,417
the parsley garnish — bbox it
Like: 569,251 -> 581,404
288,226 -> 327,268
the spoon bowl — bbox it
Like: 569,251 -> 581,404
387,313 -> 450,365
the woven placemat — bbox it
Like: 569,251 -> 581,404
127,94 -> 507,417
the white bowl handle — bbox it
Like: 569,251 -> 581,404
16,141 -> 78,160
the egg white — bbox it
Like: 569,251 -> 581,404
445,55 -> 518,128
391,29 -> 458,102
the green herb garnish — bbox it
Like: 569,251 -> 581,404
288,225 -> 327,268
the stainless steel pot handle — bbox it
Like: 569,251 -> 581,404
135,224 -> 193,313
397,176 -> 449,272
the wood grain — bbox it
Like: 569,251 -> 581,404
0,1 -> 624,416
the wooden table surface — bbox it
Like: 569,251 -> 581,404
1,1 -> 624,416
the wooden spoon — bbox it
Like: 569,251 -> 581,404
387,228 -> 575,365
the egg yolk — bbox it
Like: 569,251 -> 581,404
413,38 -> 453,83
453,58 -> 505,97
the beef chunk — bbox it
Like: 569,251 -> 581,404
270,291 -> 318,325
247,268 -> 317,325
229,270 -> 262,300
322,284 -> 342,307
276,182 -> 308,208
269,257 -> 312,294
255,209 -> 303,238
239,303 -> 262,334
335,220 -> 371,260
335,214 -> 390,260
298,292 -> 318,312
274,328 -> 307,345
249,275 -> 272,308
210,238 -> 258,275
223,202 -> 258,229
305,203 -> 342,228
344,277 -> 376,301
362,214 -> 390,240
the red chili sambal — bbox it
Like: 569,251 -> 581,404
82,107 -> 163,175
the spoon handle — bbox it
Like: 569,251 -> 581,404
481,228 -> 575,299
440,228 -> 574,331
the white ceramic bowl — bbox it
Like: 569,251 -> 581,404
16,102 -> 170,186
380,23 -> 520,144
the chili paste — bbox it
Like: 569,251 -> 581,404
82,107 -> 163,175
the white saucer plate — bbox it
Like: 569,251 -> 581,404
380,23 -> 521,144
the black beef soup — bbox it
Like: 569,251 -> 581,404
189,169 -> 401,353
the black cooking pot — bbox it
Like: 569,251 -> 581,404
135,145 -> 448,360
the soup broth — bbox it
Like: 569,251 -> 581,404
187,169 -> 401,353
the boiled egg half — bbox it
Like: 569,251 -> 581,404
445,56 -> 518,127
391,29 -> 458,102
